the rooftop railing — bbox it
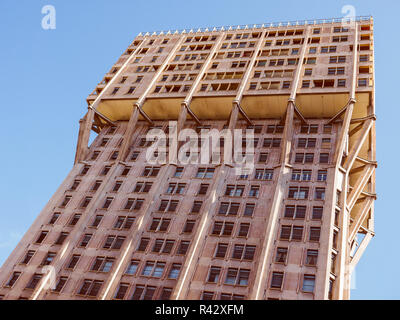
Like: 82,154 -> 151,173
137,16 -> 372,37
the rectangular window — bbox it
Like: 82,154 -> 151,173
302,275 -> 316,293
275,247 -> 288,263
177,240 -> 190,255
207,266 -> 221,283
79,234 -> 92,247
195,168 -> 215,179
309,227 -> 321,241
168,264 -> 182,279
254,169 -> 273,180
53,276 -> 68,293
26,273 -> 43,290
103,235 -> 125,249
21,250 -> 35,264
6,272 -> 21,287
315,188 -> 326,200
306,250 -> 318,266
36,231 -> 48,244
238,223 -> 250,237
67,254 -> 80,269
77,279 -> 103,297
270,272 -> 284,289
114,283 -> 129,300
183,220 -> 196,233
312,207 -> 323,220
280,225 -> 303,241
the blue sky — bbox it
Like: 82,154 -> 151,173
0,0 -> 396,299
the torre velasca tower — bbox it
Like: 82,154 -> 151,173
0,16 -> 375,300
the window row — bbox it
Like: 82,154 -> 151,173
287,186 -> 326,200
270,272 -> 316,293
279,225 -> 321,242
207,266 -> 250,286
291,169 -> 327,182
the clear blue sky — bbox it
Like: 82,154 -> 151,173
0,0 -> 395,299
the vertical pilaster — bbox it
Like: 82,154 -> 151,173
74,108 -> 95,164
118,36 -> 186,162
334,23 -> 359,300
249,26 -> 310,300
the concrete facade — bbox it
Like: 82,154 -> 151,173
0,16 -> 375,300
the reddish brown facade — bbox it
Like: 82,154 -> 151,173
0,16 -> 375,300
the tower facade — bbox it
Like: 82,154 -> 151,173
0,16 -> 376,300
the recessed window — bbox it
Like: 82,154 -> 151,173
225,268 -> 250,286
79,234 -> 92,247
312,207 -> 323,220
80,196 -> 92,208
302,275 -> 316,293
103,235 -> 126,250
77,279 -> 103,297
309,227 -> 321,241
35,231 -> 48,244
183,220 -> 196,233
275,247 -> 288,263
48,212 -> 61,225
305,250 -> 318,266
148,218 -> 171,232
280,225 -> 303,241
6,272 -> 21,287
270,272 -> 284,289
168,264 -> 182,279
53,276 -> 68,293
215,243 -> 228,258
41,252 -> 56,266
130,285 -> 156,300
125,260 -> 140,275
91,257 -> 115,272
207,266 -> 221,283
238,223 -> 250,237
231,244 -> 256,260
177,240 -> 190,255
25,273 -> 43,290
67,254 -> 81,269
211,221 -> 234,236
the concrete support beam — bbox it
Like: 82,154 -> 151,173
348,197 -> 374,243
117,106 -> 140,161
117,37 -> 185,161
349,232 -> 373,271
74,107 -> 95,164
173,105 -> 240,300
343,119 -> 373,171
347,164 -> 375,211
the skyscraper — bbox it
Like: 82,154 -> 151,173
0,16 -> 375,300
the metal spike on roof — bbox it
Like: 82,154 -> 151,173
145,32 -> 150,36
244,25 -> 249,29
138,32 -> 143,36
166,30 -> 171,35
220,26 -> 225,31
197,28 -> 202,32
174,30 -> 179,34
228,26 -> 233,30
181,29 -> 186,34
189,29 -> 194,33
205,28 -> 209,32
212,27 -> 217,31
152,31 -> 157,35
